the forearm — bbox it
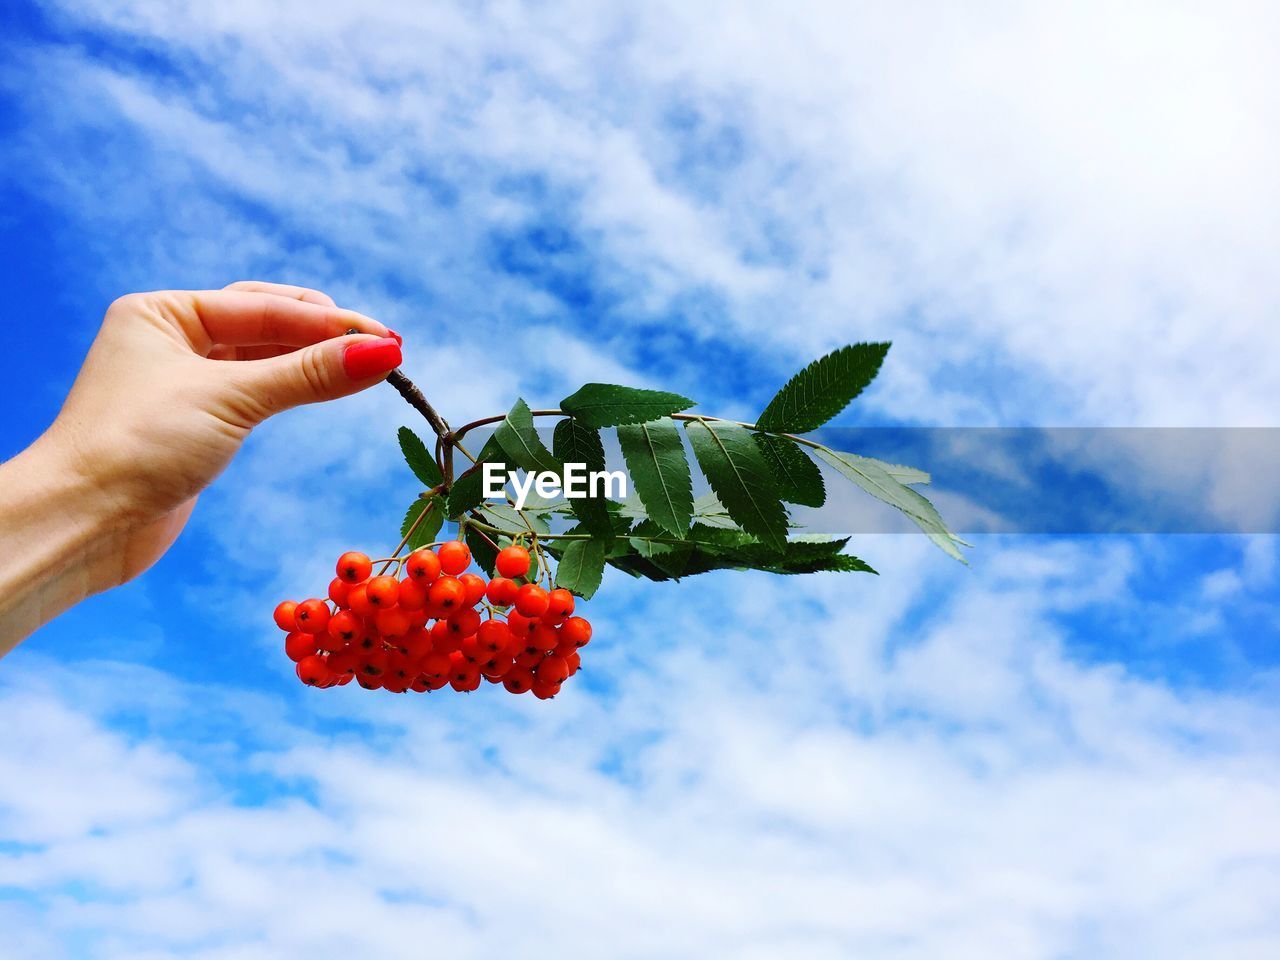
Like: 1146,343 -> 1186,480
0,434 -> 125,656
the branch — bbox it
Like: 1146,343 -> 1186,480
385,369 -> 451,440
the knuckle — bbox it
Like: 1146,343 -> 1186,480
298,348 -> 332,398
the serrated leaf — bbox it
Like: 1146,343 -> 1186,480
555,539 -> 607,598
464,525 -> 500,577
553,418 -> 615,539
754,433 -> 826,507
756,343 -> 890,433
401,496 -> 444,549
876,460 -> 931,485
814,446 -> 966,561
446,437 -> 504,518
478,502 -> 550,537
495,397 -> 560,473
628,519 -> 693,577
762,553 -> 877,575
617,418 -> 693,537
562,383 -> 695,428
398,426 -> 443,487
553,418 -> 606,471
685,419 -> 788,550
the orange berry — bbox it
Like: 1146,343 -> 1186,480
397,577 -> 428,610
405,548 -> 442,584
514,584 -> 549,618
273,600 -> 298,632
485,577 -> 519,606
428,576 -> 465,611
336,551 -> 372,584
502,667 -> 534,694
294,599 -> 331,635
285,631 -> 318,662
346,583 -> 375,617
535,656 -> 570,686
543,588 -> 575,624
459,573 -> 487,607
438,541 -> 471,576
559,616 -> 592,649
366,575 -> 400,608
495,545 -> 531,579
328,578 -> 350,607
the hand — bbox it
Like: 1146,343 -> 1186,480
0,281 -> 403,652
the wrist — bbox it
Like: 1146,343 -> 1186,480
0,431 -> 129,651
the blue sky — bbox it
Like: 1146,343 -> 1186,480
2,1 -> 1280,957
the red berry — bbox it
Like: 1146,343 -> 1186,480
401,627 -> 433,661
565,651 -> 581,676
495,545 -> 531,579
428,576 -> 465,611
506,611 -> 537,639
359,651 -> 389,677
476,619 -> 511,655
543,588 -> 575,623
397,577 -> 428,610
357,673 -> 384,690
529,623 -> 558,653
366,575 -> 399,608
336,551 -> 372,584
459,573 -> 487,607
420,652 -> 451,681
328,578 -> 350,607
346,583 -> 375,617
559,616 -> 592,649
438,541 -> 471,576
514,648 -> 544,669
459,634 -> 486,663
273,601 -> 298,632
294,599 -> 331,635
328,609 -> 363,645
296,654 -> 330,686
514,583 -> 550,618
447,608 -> 481,639
375,607 -> 411,637
449,662 -> 481,692
406,548 -> 442,584
531,679 -> 561,700
409,677 -> 430,693
485,577 -> 519,606
285,631 -> 318,662
503,667 -> 534,694
430,620 -> 458,655
535,655 -> 570,686
328,650 -> 359,678
481,654 -> 513,678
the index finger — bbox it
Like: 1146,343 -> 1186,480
171,289 -> 390,350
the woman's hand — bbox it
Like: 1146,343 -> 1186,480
0,281 -> 403,653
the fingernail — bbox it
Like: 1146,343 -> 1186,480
386,328 -> 403,346
343,337 -> 402,379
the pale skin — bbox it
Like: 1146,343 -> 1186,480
0,280 -> 401,656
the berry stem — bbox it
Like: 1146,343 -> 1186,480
377,496 -> 438,575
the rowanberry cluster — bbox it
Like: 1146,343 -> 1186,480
272,542 -> 591,700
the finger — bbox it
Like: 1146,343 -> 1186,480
222,280 -> 337,307
224,332 -> 402,421
174,289 -> 388,350
208,344 -> 295,362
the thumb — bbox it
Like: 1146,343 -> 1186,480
229,333 -> 403,418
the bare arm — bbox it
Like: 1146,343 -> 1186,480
0,281 -> 403,655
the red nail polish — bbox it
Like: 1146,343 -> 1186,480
343,338 -> 402,379
386,328 -> 403,346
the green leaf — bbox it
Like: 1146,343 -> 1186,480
398,427 -> 443,487
494,397 -> 560,473
464,525 -> 500,577
553,418 -> 615,539
553,418 -> 606,471
756,343 -> 890,433
875,459 -> 931,485
445,437 -> 503,519
814,446 -> 966,561
627,519 -> 693,577
616,418 -> 693,537
685,419 -> 788,550
754,433 -> 826,507
759,553 -> 877,575
401,496 -> 444,549
562,383 -> 695,428
478,503 -> 550,537
555,538 -> 607,598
